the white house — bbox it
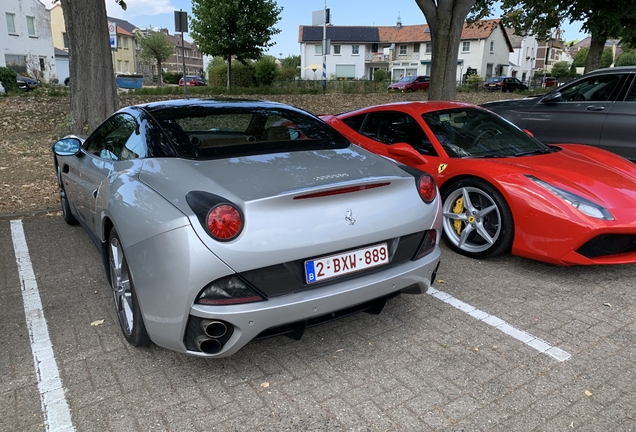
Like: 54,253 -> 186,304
505,28 -> 538,84
1,0 -> 57,82
298,19 -> 514,83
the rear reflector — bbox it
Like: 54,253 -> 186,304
294,182 -> 390,200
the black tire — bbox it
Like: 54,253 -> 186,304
441,178 -> 514,258
108,230 -> 151,347
56,165 -> 78,225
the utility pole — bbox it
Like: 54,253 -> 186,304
322,0 -> 327,92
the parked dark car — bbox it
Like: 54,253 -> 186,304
179,75 -> 207,86
544,76 -> 558,87
481,66 -> 636,162
387,75 -> 430,92
17,75 -> 37,91
483,76 -> 528,92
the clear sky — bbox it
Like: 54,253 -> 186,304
105,0 -> 589,58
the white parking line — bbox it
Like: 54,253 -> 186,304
10,220 -> 75,432
427,287 -> 571,362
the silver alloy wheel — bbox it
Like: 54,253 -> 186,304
442,186 -> 502,254
109,236 -> 134,336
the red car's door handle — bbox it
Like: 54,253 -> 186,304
586,106 -> 605,111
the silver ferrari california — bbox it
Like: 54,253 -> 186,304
52,99 -> 442,357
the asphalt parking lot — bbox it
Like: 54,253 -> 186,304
2,214 -> 636,431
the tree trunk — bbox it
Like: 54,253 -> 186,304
157,61 -> 163,86
416,0 -> 476,101
61,0 -> 118,135
226,54 -> 232,90
584,35 -> 607,74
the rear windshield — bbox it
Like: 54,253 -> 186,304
147,104 -> 349,159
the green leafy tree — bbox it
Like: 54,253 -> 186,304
550,61 -> 570,77
137,30 -> 175,86
471,0 -> 636,74
190,0 -> 282,89
415,0 -> 478,100
280,55 -> 300,69
616,51 -> 636,66
600,48 -> 614,68
572,46 -> 589,67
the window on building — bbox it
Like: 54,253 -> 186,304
413,44 -> 420,53
117,36 -> 121,48
185,48 -> 189,58
352,45 -> 359,55
39,57 -> 45,71
335,64 -> 355,78
123,37 -> 128,49
26,16 -> 36,36
462,41 -> 471,53
425,43 -> 432,54
372,43 -> 379,52
399,45 -> 407,55
333,45 -> 341,55
6,13 -> 16,34
5,54 -> 26,74
124,61 -> 129,73
490,41 -> 494,53
117,60 -> 122,72
62,32 -> 69,49
315,44 -> 322,55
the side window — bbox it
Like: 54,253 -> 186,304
84,114 -> 140,160
560,75 -> 623,102
357,111 -> 437,155
624,77 -> 636,101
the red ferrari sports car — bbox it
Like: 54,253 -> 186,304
322,101 -> 636,265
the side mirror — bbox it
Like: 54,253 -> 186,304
53,138 -> 81,156
388,143 -> 427,163
540,91 -> 562,104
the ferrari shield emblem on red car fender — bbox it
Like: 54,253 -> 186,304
438,163 -> 448,173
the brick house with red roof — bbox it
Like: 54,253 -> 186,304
298,19 -> 513,82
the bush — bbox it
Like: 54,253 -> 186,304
208,62 -> 256,88
278,67 -> 299,80
0,67 -> 18,92
465,74 -> 483,90
254,57 -> 278,86
550,61 -> 570,78
163,71 -> 182,85
373,69 -> 390,83
616,52 -> 636,66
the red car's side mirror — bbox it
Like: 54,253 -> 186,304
388,143 -> 427,163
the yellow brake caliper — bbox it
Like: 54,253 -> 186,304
452,197 -> 464,234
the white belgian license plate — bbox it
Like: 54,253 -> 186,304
305,243 -> 389,284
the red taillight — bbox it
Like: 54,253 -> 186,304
207,204 -> 242,240
418,174 -> 437,203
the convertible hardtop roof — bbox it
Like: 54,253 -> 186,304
138,98 -> 297,113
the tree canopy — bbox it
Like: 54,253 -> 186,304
137,30 -> 175,86
470,0 -> 636,73
189,0 -> 282,89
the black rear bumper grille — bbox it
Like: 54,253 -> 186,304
576,234 -> 636,258
239,232 -> 427,298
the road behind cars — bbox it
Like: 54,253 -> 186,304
2,214 -> 636,430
